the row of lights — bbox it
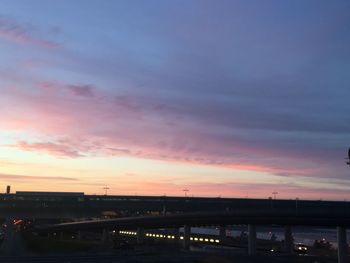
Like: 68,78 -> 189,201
146,233 -> 176,239
119,231 -> 220,243
119,231 -> 137,235
190,237 -> 219,243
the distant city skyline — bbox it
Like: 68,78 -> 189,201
0,0 -> 349,200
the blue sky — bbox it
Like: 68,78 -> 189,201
0,0 -> 349,199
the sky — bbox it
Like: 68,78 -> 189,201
0,0 -> 349,200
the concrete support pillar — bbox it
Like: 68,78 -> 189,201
284,226 -> 293,254
219,226 -> 226,244
183,225 -> 191,250
337,226 -> 347,263
248,224 -> 256,255
59,232 -> 64,240
101,228 -> 109,242
137,227 -> 144,245
174,228 -> 180,243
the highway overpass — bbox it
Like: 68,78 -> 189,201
1,192 -> 350,219
36,209 -> 350,263
37,210 -> 350,231
2,192 -> 348,263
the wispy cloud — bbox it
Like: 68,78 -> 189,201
0,16 -> 60,48
13,140 -> 83,158
0,173 -> 78,181
67,85 -> 95,98
1,81 -> 347,180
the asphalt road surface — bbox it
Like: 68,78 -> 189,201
0,219 -> 30,256
0,250 -> 339,263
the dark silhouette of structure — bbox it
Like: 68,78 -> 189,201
37,209 -> 350,263
347,147 -> 350,166
0,191 -> 348,263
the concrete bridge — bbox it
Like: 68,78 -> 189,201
1,192 -> 349,262
37,210 -> 350,263
1,192 -> 350,219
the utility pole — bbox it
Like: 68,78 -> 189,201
272,191 -> 278,200
103,186 -> 110,196
183,188 -> 189,197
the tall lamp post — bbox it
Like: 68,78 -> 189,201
103,186 -> 110,196
272,191 -> 278,200
183,188 -> 189,197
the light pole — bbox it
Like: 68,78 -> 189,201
183,188 -> 189,197
272,191 -> 278,200
103,186 -> 110,196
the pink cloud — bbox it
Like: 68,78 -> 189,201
0,172 -> 78,181
14,141 -> 83,158
0,16 -> 60,48
0,83 -> 339,180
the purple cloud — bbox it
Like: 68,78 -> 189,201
0,16 -> 60,48
67,85 -> 95,98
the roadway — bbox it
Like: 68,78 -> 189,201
0,219 -> 29,256
0,249 -> 339,263
1,193 -> 350,219
0,255 -> 127,263
38,210 -> 350,233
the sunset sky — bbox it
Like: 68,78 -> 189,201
0,1 -> 349,200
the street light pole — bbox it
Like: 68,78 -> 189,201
183,189 -> 189,197
103,186 -> 110,196
272,191 -> 278,200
